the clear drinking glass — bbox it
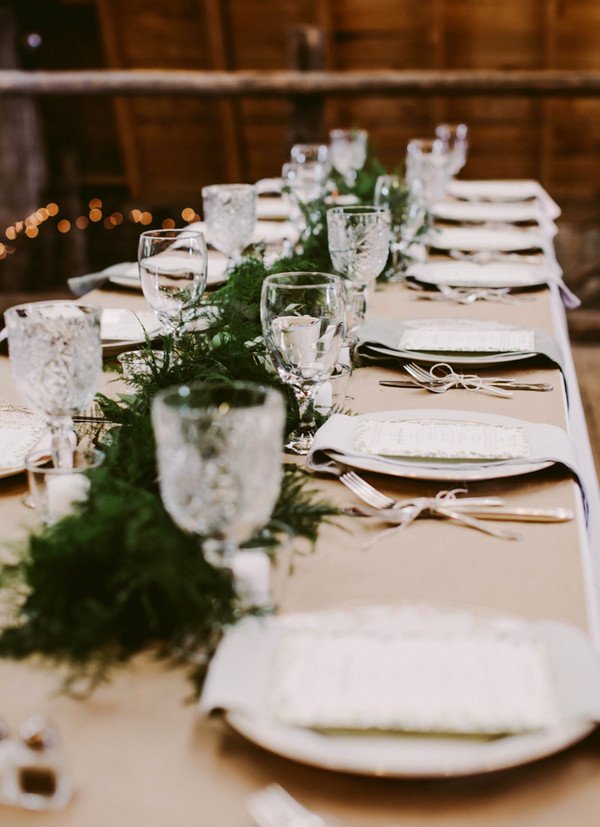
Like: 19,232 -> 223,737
329,128 -> 368,185
326,205 -> 391,330
5,302 -> 102,468
374,175 -> 427,276
406,138 -> 451,205
152,381 -> 284,567
290,142 -> 330,169
261,272 -> 346,455
281,160 -> 329,233
435,122 -> 469,177
201,183 -> 257,266
26,446 -> 104,526
138,228 -> 207,339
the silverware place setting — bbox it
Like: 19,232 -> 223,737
379,362 -> 553,396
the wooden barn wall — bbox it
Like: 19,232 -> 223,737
80,0 -> 600,204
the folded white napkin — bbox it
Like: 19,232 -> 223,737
407,259 -> 561,287
200,605 -> 600,736
100,309 -> 161,342
306,409 -> 578,476
256,196 -> 291,220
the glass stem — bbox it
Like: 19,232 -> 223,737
296,384 -> 318,437
50,416 -> 75,469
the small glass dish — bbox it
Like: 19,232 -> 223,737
25,446 -> 104,526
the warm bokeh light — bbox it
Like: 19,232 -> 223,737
103,218 -> 114,230
5,227 -> 16,240
46,202 -> 59,216
162,218 -> 176,229
15,222 -> 23,233
112,212 -> 123,225
89,198 -> 102,210
181,207 -> 195,222
25,226 -> 39,238
57,219 -> 71,233
130,209 -> 142,223
140,211 -> 153,225
89,208 -> 102,222
76,216 -> 89,230
36,208 -> 49,221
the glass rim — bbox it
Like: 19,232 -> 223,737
326,204 -> 389,216
262,271 -> 342,289
154,379 -> 282,416
4,301 -> 102,321
25,447 -> 105,474
201,183 -> 256,195
329,128 -> 368,139
138,227 -> 205,240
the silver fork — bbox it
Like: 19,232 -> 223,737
339,470 -> 501,511
247,784 -> 327,827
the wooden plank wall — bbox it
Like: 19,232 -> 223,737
91,0 -> 600,205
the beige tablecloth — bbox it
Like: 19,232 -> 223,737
0,275 -> 599,826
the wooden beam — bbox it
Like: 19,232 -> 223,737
202,0 -> 245,182
5,69 -> 600,97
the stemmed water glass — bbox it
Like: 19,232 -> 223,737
326,205 -> 391,331
374,175 -> 427,277
329,129 -> 368,186
281,160 -> 329,235
260,272 -> 346,455
5,302 -> 102,468
138,228 -> 208,340
152,381 -> 284,568
290,143 -> 330,168
406,138 -> 451,205
201,183 -> 257,267
435,122 -> 469,177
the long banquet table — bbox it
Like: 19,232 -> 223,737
1,207 -> 600,825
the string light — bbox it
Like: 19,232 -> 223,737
0,195 -> 186,254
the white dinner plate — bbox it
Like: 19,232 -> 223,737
0,402 -> 47,480
432,199 -> 553,228
359,317 -> 550,367
309,409 -> 569,482
325,449 -> 552,482
426,226 -> 546,253
209,605 -> 599,779
226,710 -> 592,779
256,196 -> 291,220
406,260 -> 552,290
446,180 -> 561,219
107,252 -> 228,291
101,309 -> 163,355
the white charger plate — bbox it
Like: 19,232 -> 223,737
107,253 -> 228,291
426,226 -> 546,253
0,402 -> 47,480
361,317 -> 542,367
215,605 -> 598,778
407,260 -> 551,290
313,408 -> 563,482
226,710 -> 592,778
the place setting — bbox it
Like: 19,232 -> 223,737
356,316 -> 563,365
201,602 -> 600,779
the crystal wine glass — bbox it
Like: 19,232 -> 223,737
261,272 -> 346,455
329,128 -> 368,186
374,175 -> 427,277
326,205 -> 391,331
435,122 -> 469,177
281,160 -> 329,234
290,142 -> 330,169
152,381 -> 284,567
201,183 -> 257,266
138,228 -> 207,340
406,138 -> 451,205
5,302 -> 102,468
